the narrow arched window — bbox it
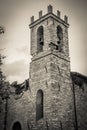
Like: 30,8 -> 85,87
57,26 -> 63,52
37,26 -> 44,52
12,122 -> 21,130
36,90 -> 43,121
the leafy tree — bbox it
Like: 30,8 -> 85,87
0,26 -> 4,34
0,26 -> 9,130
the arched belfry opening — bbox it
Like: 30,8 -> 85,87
12,122 -> 21,130
57,26 -> 63,52
36,89 -> 43,121
37,26 -> 44,52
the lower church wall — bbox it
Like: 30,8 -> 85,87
0,81 -> 87,130
74,82 -> 87,130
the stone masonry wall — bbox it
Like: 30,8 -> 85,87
49,53 -> 75,130
29,51 -> 75,130
30,16 -> 69,57
74,82 -> 87,130
6,90 -> 32,130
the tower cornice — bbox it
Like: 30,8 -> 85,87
29,12 -> 69,29
31,49 -> 70,62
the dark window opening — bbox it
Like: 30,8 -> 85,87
57,26 -> 63,52
36,90 -> 43,121
37,26 -> 44,52
12,122 -> 21,130
56,41 -> 62,52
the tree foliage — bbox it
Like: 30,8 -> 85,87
0,26 -> 4,34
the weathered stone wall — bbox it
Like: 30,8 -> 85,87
30,15 -> 69,57
29,50 -> 75,130
74,82 -> 87,130
29,53 -> 54,130
50,53 -> 75,130
6,90 -> 32,130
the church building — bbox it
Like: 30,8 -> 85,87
0,5 -> 87,130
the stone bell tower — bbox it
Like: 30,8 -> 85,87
29,5 -> 74,130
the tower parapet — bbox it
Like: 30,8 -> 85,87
47,4 -> 53,13
31,16 -> 34,23
39,10 -> 42,18
57,10 -> 61,18
30,5 -> 69,28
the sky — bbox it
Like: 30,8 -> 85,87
0,0 -> 87,83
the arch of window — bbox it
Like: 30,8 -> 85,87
56,26 -> 63,52
36,89 -> 43,121
12,121 -> 21,130
37,26 -> 44,52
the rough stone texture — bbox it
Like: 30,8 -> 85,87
73,82 -> 87,130
5,90 -> 34,130
29,49 -> 75,130
70,72 -> 87,130
30,14 -> 69,58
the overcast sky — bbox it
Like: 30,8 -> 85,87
0,0 -> 87,83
